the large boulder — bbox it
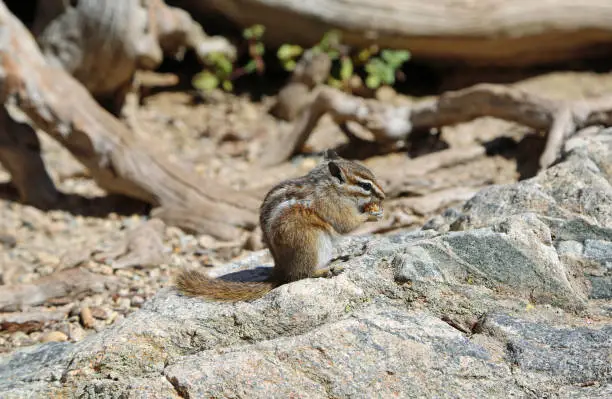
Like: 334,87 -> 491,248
0,131 -> 610,398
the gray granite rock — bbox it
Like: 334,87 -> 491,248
0,133 -> 610,397
165,307 -> 522,398
481,312 -> 612,396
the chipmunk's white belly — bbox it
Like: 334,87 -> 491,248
316,233 -> 334,269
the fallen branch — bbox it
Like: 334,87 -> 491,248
270,50 -> 331,121
0,3 -> 259,240
260,84 -> 612,170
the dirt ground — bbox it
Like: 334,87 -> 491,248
1,69 -> 612,354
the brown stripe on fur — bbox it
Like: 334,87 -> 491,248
175,269 -> 276,302
293,203 -> 334,231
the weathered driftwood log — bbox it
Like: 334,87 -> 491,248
0,3 -> 258,240
174,0 -> 612,66
31,0 -> 236,110
260,84 -> 612,170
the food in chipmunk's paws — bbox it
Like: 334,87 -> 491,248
363,201 -> 383,221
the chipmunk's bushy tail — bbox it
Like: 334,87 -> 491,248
175,269 -> 276,302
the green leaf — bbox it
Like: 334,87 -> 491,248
192,71 -> 219,92
243,59 -> 258,74
365,57 -> 386,75
381,66 -> 395,85
251,24 -> 265,38
277,44 -> 303,60
243,24 -> 266,40
283,59 -> 297,71
357,48 -> 372,63
320,30 -> 341,50
204,52 -> 222,66
253,42 -> 265,56
327,49 -> 340,60
365,74 -> 381,89
222,80 -> 233,92
327,77 -> 343,89
216,56 -> 233,76
339,57 -> 353,82
381,49 -> 411,67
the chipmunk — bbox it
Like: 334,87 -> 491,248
175,150 -> 385,302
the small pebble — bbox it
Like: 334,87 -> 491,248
29,332 -> 42,342
80,306 -> 95,328
90,306 -> 110,320
198,235 -> 216,248
131,296 -> 145,307
69,324 -> 86,342
10,332 -> 32,346
116,298 -> 131,311
375,86 -> 396,102
106,311 -> 119,324
41,331 -> 68,343
37,252 -> 60,267
99,265 -> 114,275
69,304 -> 81,317
0,233 -> 16,248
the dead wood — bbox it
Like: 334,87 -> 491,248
0,268 -> 115,312
260,84 -> 612,171
0,3 -> 259,240
32,0 -> 236,110
175,0 -> 612,66
270,50 -> 332,121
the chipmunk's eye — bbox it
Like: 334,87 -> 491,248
358,181 -> 372,191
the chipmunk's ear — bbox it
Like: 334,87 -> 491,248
327,160 -> 345,183
323,149 -> 340,160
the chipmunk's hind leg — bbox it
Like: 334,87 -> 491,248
270,228 -> 319,283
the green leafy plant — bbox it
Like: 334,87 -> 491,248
277,30 -> 411,91
277,44 -> 304,71
236,24 -> 266,78
192,24 -> 266,93
194,26 -> 411,94
364,49 -> 410,89
192,51 -> 234,92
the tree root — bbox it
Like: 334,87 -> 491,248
261,84 -> 612,171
